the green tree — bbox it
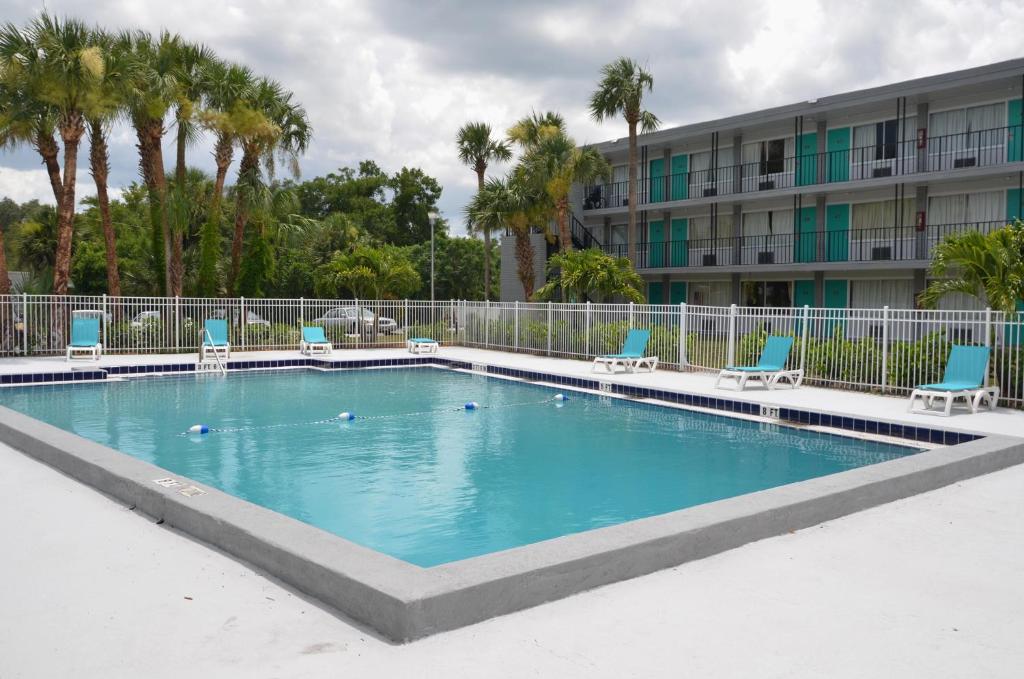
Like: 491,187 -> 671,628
919,221 -> 1024,315
387,166 -> 443,245
313,245 -> 420,300
0,15 -> 103,295
456,121 -> 511,299
407,234 -> 495,301
534,247 -> 644,303
589,58 -> 660,265
466,175 -> 543,300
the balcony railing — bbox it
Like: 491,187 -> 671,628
583,124 -> 1024,210
601,221 -> 1006,268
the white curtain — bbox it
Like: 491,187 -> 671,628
928,194 -> 967,225
689,216 -> 712,240
852,200 -> 915,238
717,213 -> 734,238
933,290 -> 987,311
690,151 -> 711,173
741,142 -> 760,167
965,191 -> 1003,223
742,210 -> 794,236
689,282 -> 731,306
966,103 -> 1005,132
929,191 -> 1002,225
853,123 -> 876,150
929,109 -> 967,137
850,280 -> 914,309
610,224 -> 627,245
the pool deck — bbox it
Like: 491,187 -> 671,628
1,347 -> 1023,676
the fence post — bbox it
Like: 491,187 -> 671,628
547,301 -> 552,356
300,297 -> 305,326
585,301 -> 592,358
628,301 -> 635,329
450,299 -> 455,342
22,293 -> 28,355
484,300 -> 490,348
174,296 -> 180,353
800,305 -> 810,375
514,301 -> 519,352
880,305 -> 890,393
678,302 -> 688,370
240,296 -> 246,350
727,304 -> 737,367
354,297 -> 360,349
984,307 -> 992,346
102,294 -> 109,353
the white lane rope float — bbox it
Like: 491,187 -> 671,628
182,393 -> 570,436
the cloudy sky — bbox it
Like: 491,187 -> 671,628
2,0 -> 1022,233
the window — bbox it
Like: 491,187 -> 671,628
849,280 -> 914,309
760,139 -> 786,174
741,281 -> 792,307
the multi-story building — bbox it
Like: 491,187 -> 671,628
506,59 -> 1024,309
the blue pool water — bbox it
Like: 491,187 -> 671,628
0,367 -> 919,567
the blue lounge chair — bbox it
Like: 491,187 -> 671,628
300,326 -> 332,355
202,319 -> 230,361
66,317 -> 102,361
716,335 -> 802,391
407,337 -> 438,354
908,345 -> 998,416
592,329 -> 658,373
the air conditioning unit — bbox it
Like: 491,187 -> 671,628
758,180 -> 775,191
953,157 -> 977,168
872,167 -> 893,178
702,253 -> 717,266
703,187 -> 718,197
757,251 -> 775,264
871,246 -> 892,261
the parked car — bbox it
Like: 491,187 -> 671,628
209,308 -> 271,327
313,306 -> 398,334
130,310 -> 161,327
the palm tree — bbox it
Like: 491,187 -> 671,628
228,78 -> 310,294
456,121 -> 511,300
0,82 -> 63,205
195,60 -> 253,295
919,221 -> 1024,315
507,110 -> 565,149
313,245 -> 420,300
0,15 -> 103,295
118,29 -> 181,295
83,28 -> 126,297
466,175 -> 543,300
519,130 -> 610,252
534,248 -> 644,303
589,57 -> 660,265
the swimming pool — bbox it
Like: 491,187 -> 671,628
0,366 -> 919,567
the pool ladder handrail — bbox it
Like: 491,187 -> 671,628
199,327 -> 227,376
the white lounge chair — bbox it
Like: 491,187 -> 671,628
407,337 -> 439,354
300,326 -> 332,355
716,335 -> 803,391
908,345 -> 998,416
66,317 -> 102,361
592,329 -> 658,373
201,319 -> 230,361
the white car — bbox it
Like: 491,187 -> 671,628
210,308 -> 271,327
130,310 -> 161,327
313,307 -> 398,334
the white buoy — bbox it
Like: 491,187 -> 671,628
338,412 -> 355,421
554,393 -> 568,401
188,424 -> 209,434
464,402 -> 479,411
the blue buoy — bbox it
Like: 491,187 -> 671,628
554,393 -> 568,401
338,412 -> 355,421
464,402 -> 479,411
188,424 -> 209,434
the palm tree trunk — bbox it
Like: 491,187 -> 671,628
89,121 -> 121,297
35,132 -> 63,205
0,222 -> 10,296
0,221 -> 11,352
514,229 -> 535,300
476,166 -> 491,300
168,120 -> 188,297
626,119 -> 638,265
228,146 -> 258,295
197,134 -> 233,297
53,114 -> 84,296
557,197 -> 572,253
136,123 -> 167,295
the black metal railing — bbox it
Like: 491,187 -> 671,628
583,124 -> 1024,210
570,213 -> 601,249
601,221 -> 1007,268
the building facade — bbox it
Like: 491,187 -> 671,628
572,58 -> 1024,310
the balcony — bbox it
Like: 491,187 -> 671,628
601,221 -> 1006,269
582,124 -> 1024,210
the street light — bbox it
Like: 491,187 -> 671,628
428,210 -> 440,304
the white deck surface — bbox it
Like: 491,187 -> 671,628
1,347 -> 1023,677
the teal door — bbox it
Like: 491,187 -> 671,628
1008,188 -> 1023,222
649,158 -> 665,203
826,204 -> 850,261
648,220 -> 665,267
795,207 -> 817,263
794,280 -> 815,307
670,218 -> 688,266
826,127 -> 851,182
670,154 -> 688,201
669,281 -> 687,305
1009,100 -> 1023,163
647,281 -> 664,304
797,132 -> 818,186
824,279 -> 848,336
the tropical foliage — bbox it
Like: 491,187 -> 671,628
534,248 -> 644,303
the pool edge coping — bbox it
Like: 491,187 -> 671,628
1,383 -> 1022,642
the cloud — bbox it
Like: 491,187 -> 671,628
0,0 -> 1021,235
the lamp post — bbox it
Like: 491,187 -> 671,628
428,210 -> 439,304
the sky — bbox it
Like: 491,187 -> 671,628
1,0 -> 1022,234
